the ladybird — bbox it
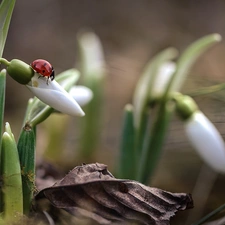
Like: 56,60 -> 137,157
31,59 -> 55,84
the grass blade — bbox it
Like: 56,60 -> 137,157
0,69 -> 6,147
0,69 -> 6,212
0,0 -> 16,58
166,34 -> 221,96
137,101 -> 175,184
118,104 -> 136,179
1,123 -> 23,222
192,203 -> 225,225
17,126 -> 36,214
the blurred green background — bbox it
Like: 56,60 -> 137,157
2,1 -> 225,224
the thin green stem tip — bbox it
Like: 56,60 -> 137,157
0,58 -> 10,66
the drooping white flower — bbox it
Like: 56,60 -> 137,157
133,60 -> 176,129
78,31 -> 105,75
26,74 -> 85,117
69,85 -> 93,106
151,61 -> 176,98
185,111 -> 225,173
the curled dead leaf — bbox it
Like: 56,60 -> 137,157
36,163 -> 193,225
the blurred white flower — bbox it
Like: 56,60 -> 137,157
26,74 -> 85,117
133,60 -> 176,128
69,85 -> 93,106
185,111 -> 225,173
78,31 -> 105,75
151,61 -> 176,98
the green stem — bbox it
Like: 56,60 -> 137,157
0,70 -> 6,212
118,104 -> 136,179
137,100 -> 175,184
0,58 -> 9,66
0,70 -> 6,144
163,34 -> 221,100
188,83 -> 225,97
134,108 -> 149,161
29,106 -> 53,128
191,203 -> 225,225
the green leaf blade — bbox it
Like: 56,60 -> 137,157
0,69 -> 6,147
137,101 -> 175,184
0,0 -> 16,58
118,104 -> 136,179
168,34 -> 221,94
17,127 -> 36,214
1,123 -> 23,221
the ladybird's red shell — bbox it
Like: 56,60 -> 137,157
31,59 -> 54,77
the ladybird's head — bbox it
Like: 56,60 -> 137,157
50,69 -> 55,81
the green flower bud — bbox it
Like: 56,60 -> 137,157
175,94 -> 199,120
6,59 -> 34,84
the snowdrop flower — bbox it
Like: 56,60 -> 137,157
133,60 -> 176,129
176,95 -> 225,173
26,74 -> 85,117
78,31 -> 105,75
151,61 -> 176,98
185,111 -> 225,173
1,58 -> 89,117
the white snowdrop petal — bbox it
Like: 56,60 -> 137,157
26,74 -> 85,116
79,32 -> 104,71
69,86 -> 93,106
30,74 -> 68,93
27,85 -> 85,117
133,61 -> 176,129
185,111 -> 225,173
152,62 -> 176,96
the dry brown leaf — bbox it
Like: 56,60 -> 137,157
36,163 -> 193,225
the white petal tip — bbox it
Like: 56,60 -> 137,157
213,34 -> 222,42
69,86 -> 93,107
79,111 -> 85,117
27,77 -> 86,117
